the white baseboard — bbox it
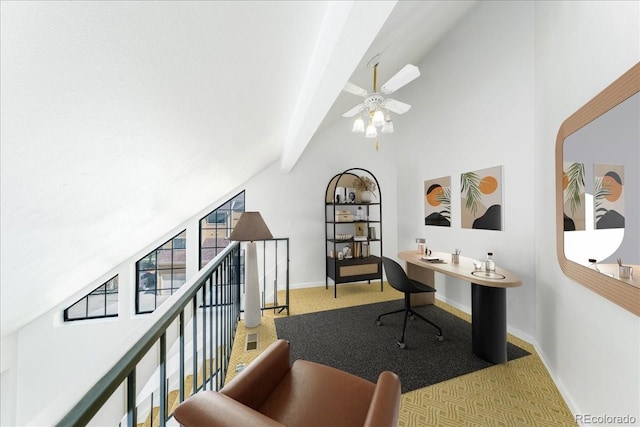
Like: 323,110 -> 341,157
532,346 -> 581,425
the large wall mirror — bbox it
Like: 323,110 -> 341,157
556,62 -> 639,316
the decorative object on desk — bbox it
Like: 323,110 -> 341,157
461,165 -> 503,230
473,260 -> 484,271
619,265 -> 633,279
485,252 -> 496,272
588,258 -> 600,272
562,161 -> 586,231
617,258 -> 633,279
471,271 -> 506,280
229,211 -> 273,328
424,176 -> 451,227
594,164 -> 625,230
416,238 -> 426,254
451,249 -> 461,264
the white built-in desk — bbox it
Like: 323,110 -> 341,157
398,250 -> 522,364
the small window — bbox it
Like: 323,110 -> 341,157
136,230 -> 187,314
199,191 -> 245,268
64,276 -> 119,321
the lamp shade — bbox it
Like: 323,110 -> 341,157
352,117 -> 365,133
229,212 -> 273,241
365,123 -> 377,138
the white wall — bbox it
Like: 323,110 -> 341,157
395,1 -> 536,339
534,0 -> 640,420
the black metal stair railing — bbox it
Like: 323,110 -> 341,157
55,237 -> 290,426
56,242 -> 243,427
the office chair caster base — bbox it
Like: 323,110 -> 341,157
436,334 -> 444,341
397,341 -> 406,349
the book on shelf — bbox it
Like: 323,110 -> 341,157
368,227 -> 377,240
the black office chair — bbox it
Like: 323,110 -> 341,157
377,256 -> 444,349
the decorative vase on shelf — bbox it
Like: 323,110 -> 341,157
360,191 -> 373,203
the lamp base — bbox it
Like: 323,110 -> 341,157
243,241 -> 261,328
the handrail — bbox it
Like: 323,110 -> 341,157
55,242 -> 242,427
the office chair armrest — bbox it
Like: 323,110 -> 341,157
363,371 -> 402,427
174,390 -> 285,427
221,339 -> 292,410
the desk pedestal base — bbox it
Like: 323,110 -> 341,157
472,284 -> 506,364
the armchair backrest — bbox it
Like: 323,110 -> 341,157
221,339 -> 292,410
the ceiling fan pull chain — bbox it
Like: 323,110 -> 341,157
373,63 -> 378,92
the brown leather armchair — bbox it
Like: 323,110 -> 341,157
173,339 -> 401,427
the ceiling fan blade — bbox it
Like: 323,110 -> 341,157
343,81 -> 368,97
342,104 -> 364,118
380,64 -> 420,95
384,99 -> 412,115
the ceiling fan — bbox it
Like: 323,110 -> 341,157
342,56 -> 420,144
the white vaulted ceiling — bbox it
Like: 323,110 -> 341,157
0,1 -> 476,338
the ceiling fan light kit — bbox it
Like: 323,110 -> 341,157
343,56 -> 420,147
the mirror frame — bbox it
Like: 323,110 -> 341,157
556,62 -> 639,317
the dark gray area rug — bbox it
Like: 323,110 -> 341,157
275,300 -> 530,393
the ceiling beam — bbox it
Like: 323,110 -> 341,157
279,1 -> 397,173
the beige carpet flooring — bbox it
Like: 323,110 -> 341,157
227,283 -> 576,426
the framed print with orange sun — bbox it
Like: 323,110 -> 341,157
594,164 -> 624,229
424,176 -> 451,226
460,166 -> 503,230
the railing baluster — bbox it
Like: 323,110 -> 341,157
192,295 -> 198,397
159,332 -> 167,426
179,311 -> 185,403
208,275 -> 214,391
126,369 -> 136,427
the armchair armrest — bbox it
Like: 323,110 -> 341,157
174,391 -> 285,427
221,339 -> 292,410
363,371 -> 401,427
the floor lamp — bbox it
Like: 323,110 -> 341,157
229,212 -> 273,328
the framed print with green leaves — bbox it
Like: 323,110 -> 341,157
460,165 -> 503,230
